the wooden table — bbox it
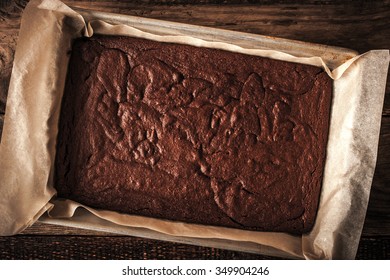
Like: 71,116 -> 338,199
0,0 -> 389,259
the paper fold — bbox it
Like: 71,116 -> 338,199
0,0 -> 388,259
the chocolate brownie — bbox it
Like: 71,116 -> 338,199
54,35 -> 332,234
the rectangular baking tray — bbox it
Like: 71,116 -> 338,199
40,7 -> 359,258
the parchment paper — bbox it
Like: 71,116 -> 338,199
0,0 -> 388,259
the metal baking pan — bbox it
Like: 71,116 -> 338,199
40,7 -> 359,258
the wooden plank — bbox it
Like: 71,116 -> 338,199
0,234 -> 282,260
0,234 -> 388,259
20,222 -> 119,236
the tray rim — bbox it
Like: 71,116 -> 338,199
72,6 -> 359,70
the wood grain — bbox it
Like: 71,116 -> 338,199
2,222 -> 389,259
0,233 -> 283,260
0,0 -> 389,259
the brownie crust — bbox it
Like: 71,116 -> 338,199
55,35 -> 332,234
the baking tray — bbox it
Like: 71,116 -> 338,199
37,7 -> 359,258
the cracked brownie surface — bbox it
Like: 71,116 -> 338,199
55,35 -> 332,234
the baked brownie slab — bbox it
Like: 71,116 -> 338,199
55,35 -> 332,234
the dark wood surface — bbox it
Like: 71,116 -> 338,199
0,0 -> 389,259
